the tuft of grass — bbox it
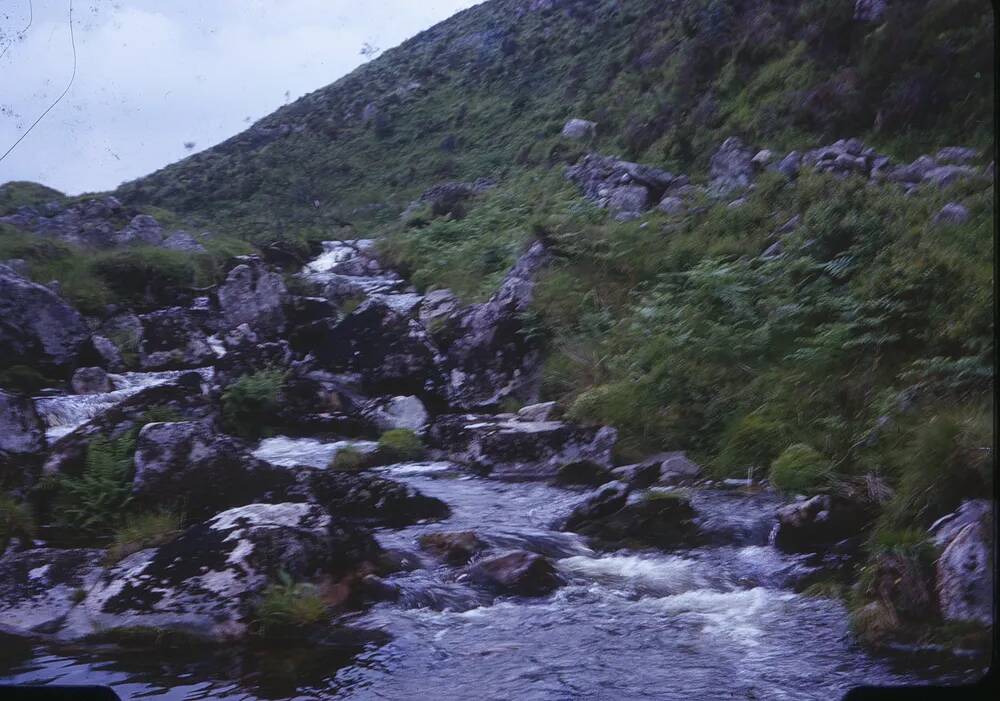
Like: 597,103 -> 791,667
106,510 -> 184,564
253,572 -> 329,637
768,443 -> 832,494
329,446 -> 371,472
221,369 -> 286,439
376,429 -> 424,463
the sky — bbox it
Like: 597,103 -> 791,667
0,0 -> 480,195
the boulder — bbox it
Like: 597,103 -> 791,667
647,451 -> 702,483
776,150 -> 802,180
516,401 -> 558,423
465,550 -> 562,596
138,307 -> 215,371
932,202 -> 971,227
295,469 -> 450,527
71,367 -> 111,395
418,289 -> 461,329
772,495 -> 873,553
751,149 -> 775,169
930,500 -> 992,625
657,195 -> 686,215
115,214 -> 163,246
0,389 -> 45,459
922,165 -> 978,190
610,462 -> 662,489
216,257 -> 287,336
362,395 -> 429,433
555,460 -> 614,486
0,264 -> 90,371
566,153 -> 680,213
0,548 -> 105,635
608,185 -> 650,219
935,147 -> 979,165
708,137 -> 755,196
90,335 -> 125,372
888,155 -> 938,184
419,531 -> 488,565
161,231 -> 207,253
563,485 -> 697,548
561,481 -> 630,530
64,503 -> 379,641
132,422 -> 295,519
440,242 -> 550,409
429,414 -> 617,478
561,118 -> 597,140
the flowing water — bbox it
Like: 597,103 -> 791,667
1,436 -> 978,700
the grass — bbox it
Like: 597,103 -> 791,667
106,510 -> 184,564
220,369 -> 286,439
768,444 -> 832,494
253,572 -> 329,637
329,446 -> 371,471
376,429 -> 424,463
0,495 -> 36,552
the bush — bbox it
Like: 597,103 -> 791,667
92,247 -> 200,308
56,433 -> 136,537
106,510 -> 184,564
377,429 -> 424,463
768,443 -> 832,494
221,370 -> 286,439
329,446 -> 370,471
0,495 -> 35,552
714,414 -> 787,477
253,572 -> 328,637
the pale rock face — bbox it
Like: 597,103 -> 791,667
708,137 -> 756,196
930,500 -> 993,625
0,389 -> 45,457
561,118 -> 597,141
0,548 -> 105,635
216,257 -> 288,336
363,395 -> 430,433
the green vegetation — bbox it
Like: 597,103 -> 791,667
0,181 -> 66,215
253,572 -> 329,637
769,444 -> 832,494
106,510 -> 184,564
220,369 -> 287,439
0,365 -> 59,394
55,433 -> 136,536
329,446 -> 370,472
0,495 -> 36,552
377,429 -> 425,463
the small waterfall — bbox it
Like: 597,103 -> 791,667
33,368 -> 213,442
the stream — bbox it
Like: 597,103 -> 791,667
0,435 -> 973,700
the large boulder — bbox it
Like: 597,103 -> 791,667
708,137 -> 755,196
419,531 -> 488,565
561,118 -> 597,140
566,153 -> 681,214
216,257 -> 287,336
362,395 -> 430,433
0,264 -> 90,372
132,422 -> 295,519
0,548 -> 105,635
64,503 -> 379,641
562,485 -> 697,548
0,389 -> 45,459
115,214 -> 164,246
464,550 -> 563,596
294,469 -> 450,527
138,307 -> 215,371
930,500 -> 993,625
428,414 -> 617,478
71,367 -> 111,395
439,242 -> 550,409
772,495 -> 873,553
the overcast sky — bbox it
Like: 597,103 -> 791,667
0,0 -> 479,195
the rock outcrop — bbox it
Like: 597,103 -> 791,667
0,548 -> 105,635
138,307 -> 215,371
930,500 -> 993,625
216,257 -> 288,336
464,550 -> 563,596
0,390 -> 45,461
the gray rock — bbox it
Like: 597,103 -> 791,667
930,500 -> 992,625
418,289 -> 461,328
115,214 -> 163,246
465,550 -> 563,596
935,147 -> 979,165
889,155 -> 938,184
561,118 -> 597,141
138,307 -> 215,371
64,503 -> 378,641
709,137 -> 755,196
566,153 -> 679,213
132,421 -> 295,518
161,231 -> 206,253
0,548 -> 104,636
0,264 -> 89,371
90,335 -> 126,372
362,395 -> 429,433
777,151 -> 802,179
772,495 -> 872,553
922,165 -> 978,189
70,367 -> 111,395
516,401 -> 558,422
932,202 -> 971,227
760,240 -> 784,259
657,195 -> 686,215
216,256 -> 287,336
751,149 -> 775,169
656,451 -> 702,481
608,185 -> 650,216
0,389 -> 45,458
429,414 -> 617,479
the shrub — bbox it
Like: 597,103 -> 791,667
714,414 -> 787,477
92,247 -> 199,308
0,495 -> 35,552
329,446 -> 370,471
768,443 -> 832,494
377,429 -> 424,463
221,370 -> 286,439
254,572 -> 328,637
56,433 -> 136,537
106,510 -> 184,564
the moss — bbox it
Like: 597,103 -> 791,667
768,444 -> 832,494
377,429 -> 425,463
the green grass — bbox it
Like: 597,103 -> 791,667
329,446 -> 371,471
768,444 -> 832,494
106,510 -> 184,564
253,572 -> 329,637
220,369 -> 286,439
377,429 -> 425,463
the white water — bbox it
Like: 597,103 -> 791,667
32,368 -> 213,442
253,435 -> 379,468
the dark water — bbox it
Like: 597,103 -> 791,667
0,441 -> 982,700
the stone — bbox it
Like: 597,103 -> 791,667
294,468 -> 450,527
922,165 -> 978,189
751,149 -> 774,169
777,151 -> 802,180
561,481 -> 630,531
930,500 -> 992,625
555,460 -> 614,486
216,257 -> 287,336
419,531 -> 488,565
566,153 -> 678,213
0,264 -> 90,372
362,395 -> 430,433
657,195 -> 686,215
161,231 -> 207,253
561,118 -> 597,140
772,495 -> 873,553
516,401 -> 558,422
71,367 -> 111,395
115,214 -> 163,246
889,155 -> 938,184
132,422 -> 295,519
91,335 -> 125,372
65,503 -> 379,641
610,462 -> 662,489
429,414 -> 617,479
935,147 -> 979,165
932,202 -> 971,227
465,551 -> 563,596
708,137 -> 755,196
138,307 -> 215,371
608,185 -> 650,217
564,484 -> 697,548
760,240 -> 784,259
418,289 -> 461,329
0,548 -> 105,636
0,389 -> 45,459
